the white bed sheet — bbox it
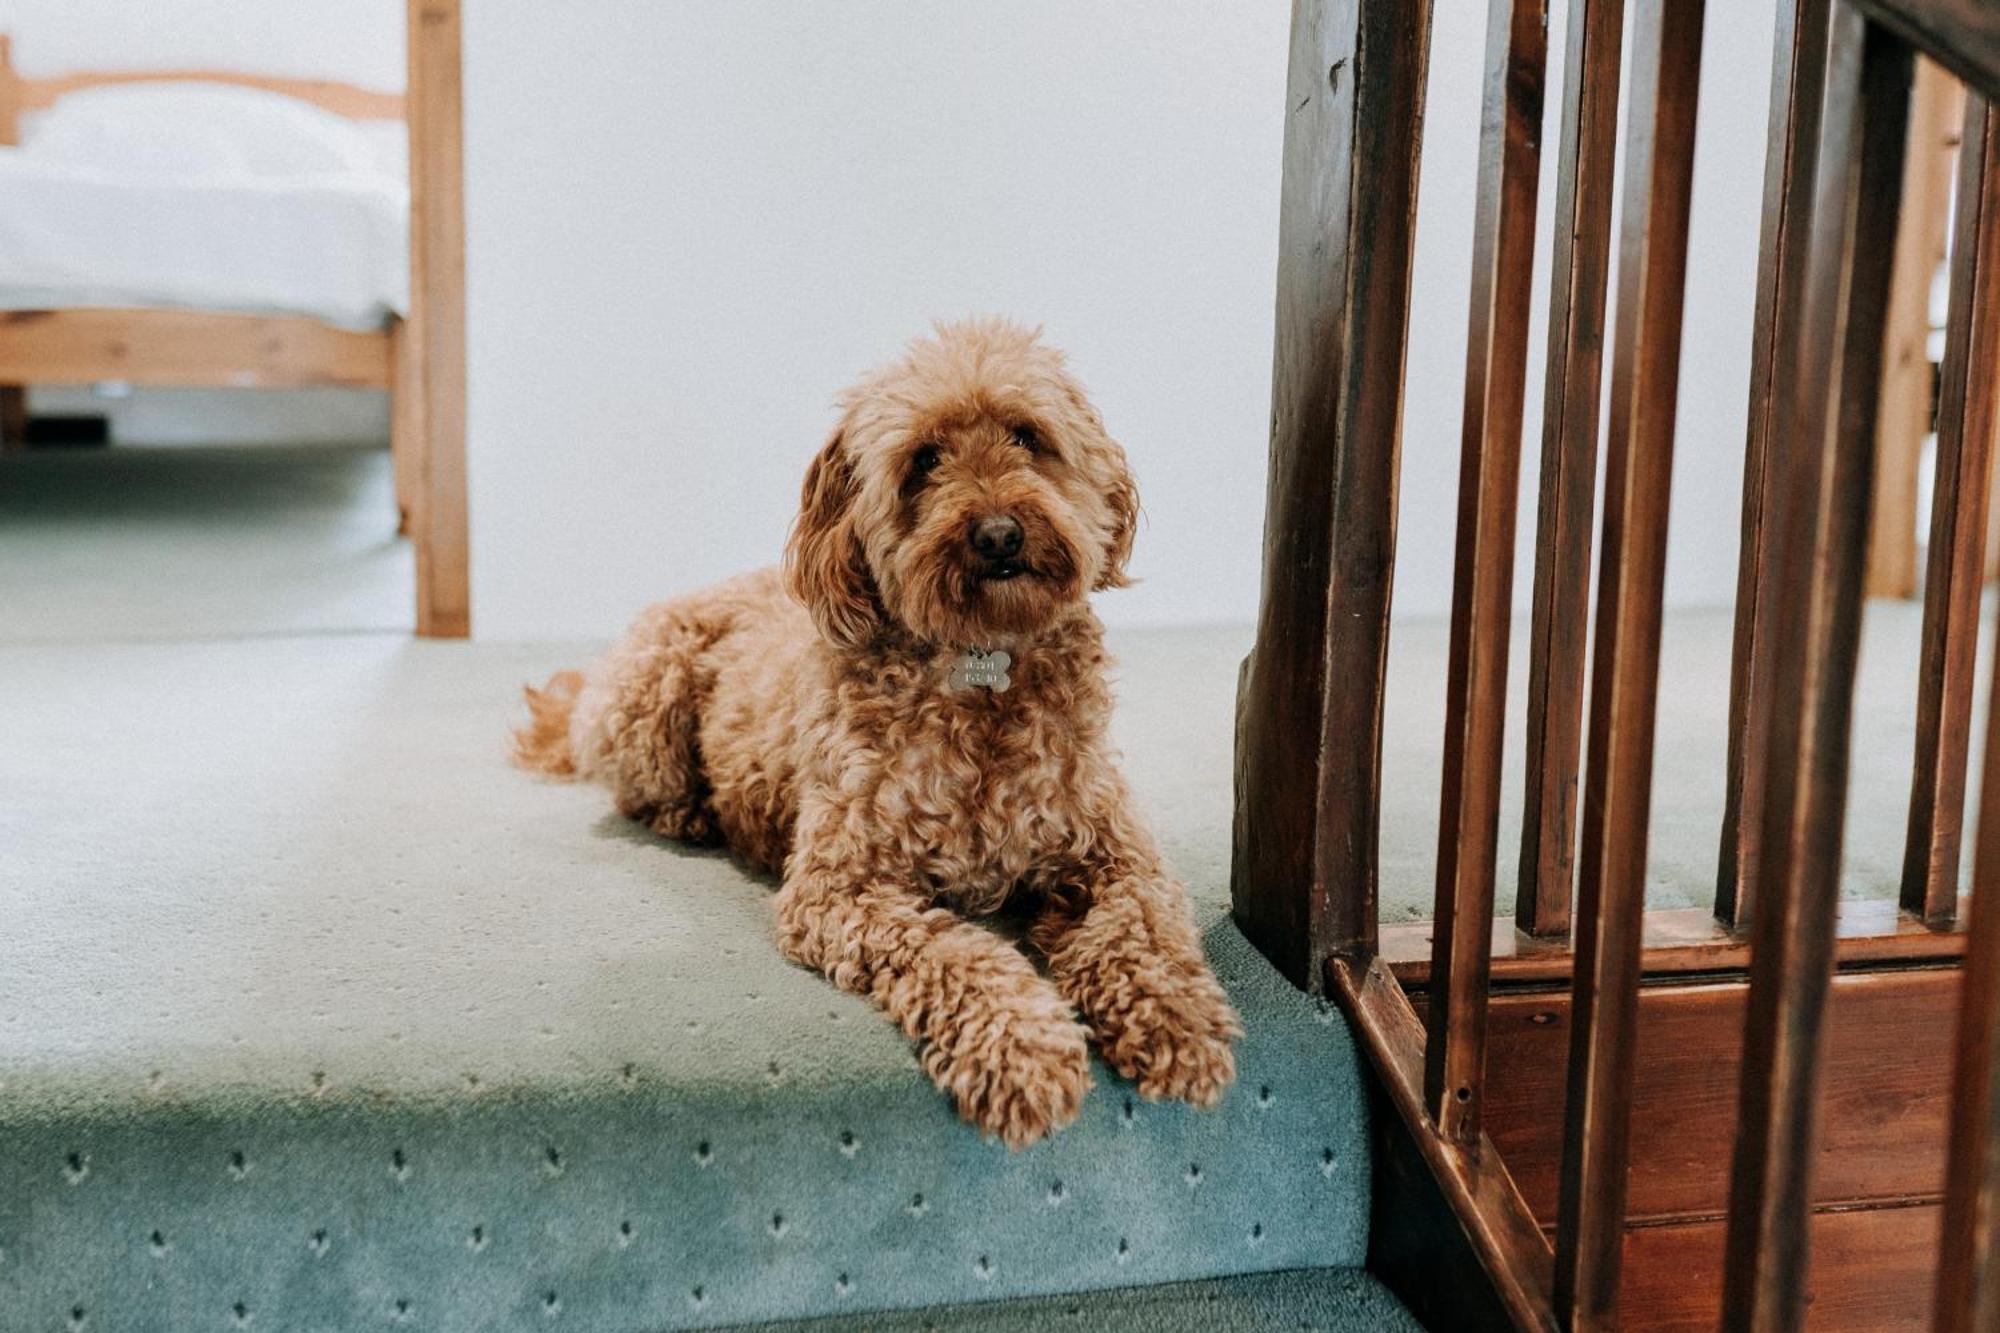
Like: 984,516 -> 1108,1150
0,150 -> 409,332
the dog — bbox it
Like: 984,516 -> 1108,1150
513,319 -> 1240,1146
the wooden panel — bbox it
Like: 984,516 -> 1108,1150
1414,970 -> 1959,1222
1853,0 -> 2000,104
407,0 -> 470,639
1719,0 -> 1838,929
1554,1 -> 1704,1324
0,308 -> 390,389
1903,100 -> 2000,925
1868,59 -> 1965,600
1427,0 -> 1548,1145
1382,897 -> 1970,986
1622,1204 -> 1942,1331
1330,955 -> 1559,1332
1231,0 -> 1433,988
1516,0 -> 1625,941
1722,16 -> 1914,1328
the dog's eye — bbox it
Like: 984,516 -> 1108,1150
910,444 -> 942,477
1010,425 -> 1042,452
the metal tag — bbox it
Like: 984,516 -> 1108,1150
947,647 -> 1013,693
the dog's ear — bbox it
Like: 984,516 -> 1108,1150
1094,438 -> 1140,590
785,430 -> 880,648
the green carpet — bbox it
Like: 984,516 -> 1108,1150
0,633 -> 1383,1331
732,1267 -> 1425,1331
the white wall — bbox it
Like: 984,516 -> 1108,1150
7,0 -> 401,445
3,0 -> 402,89
463,1 -> 1778,640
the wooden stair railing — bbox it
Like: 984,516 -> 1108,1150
1234,0 -> 2000,1328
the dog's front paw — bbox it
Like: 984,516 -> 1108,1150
1094,971 -> 1243,1109
923,1001 -> 1092,1149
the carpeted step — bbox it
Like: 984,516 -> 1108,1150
733,1267 -> 1424,1331
0,634 -> 1379,1332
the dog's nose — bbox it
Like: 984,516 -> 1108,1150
970,514 -> 1024,561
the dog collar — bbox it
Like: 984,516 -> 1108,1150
947,646 -> 1012,693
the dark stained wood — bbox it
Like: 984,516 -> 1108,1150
1427,0 -> 1549,1146
1367,1072 -> 1529,1332
1853,0 -> 2000,103
1330,954 -> 1560,1332
1413,970 -> 1960,1222
0,385 -> 24,454
1939,221 -> 2000,1316
1622,1203 -> 1942,1331
1553,2 -> 1705,1324
1516,0 -> 1625,942
1721,16 -> 1914,1330
1382,897 -> 1970,987
1232,0 -> 1434,990
1718,0 -> 1838,929
1903,99 -> 2000,926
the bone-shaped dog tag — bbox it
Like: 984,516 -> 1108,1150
948,647 -> 1012,693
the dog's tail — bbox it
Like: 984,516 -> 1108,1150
512,670 -> 585,776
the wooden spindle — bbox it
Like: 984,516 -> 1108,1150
1720,15 -> 1913,1330
1552,0 -> 1705,1324
1718,0 -> 1839,929
1231,0 -> 1433,991
1515,0 -> 1625,941
1939,398 -> 2000,1318
1426,0 -> 1549,1144
1901,98 -> 2000,926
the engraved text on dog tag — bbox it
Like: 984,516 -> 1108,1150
948,647 -> 1012,693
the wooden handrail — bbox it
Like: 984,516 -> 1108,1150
1853,0 -> 2000,103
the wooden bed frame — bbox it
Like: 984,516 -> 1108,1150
0,9 -> 467,637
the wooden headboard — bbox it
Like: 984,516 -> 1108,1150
0,33 -> 404,146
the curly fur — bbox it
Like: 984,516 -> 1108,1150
514,319 -> 1239,1146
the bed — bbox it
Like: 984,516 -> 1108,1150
0,35 -> 417,529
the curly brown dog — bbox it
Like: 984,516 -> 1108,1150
513,318 -> 1240,1147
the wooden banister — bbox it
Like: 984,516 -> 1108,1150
1230,0 -> 1433,991
1719,0 -> 1841,931
1426,0 -> 1548,1147
1552,3 -> 1706,1325
1515,0 -> 1625,943
1239,0 -> 1995,1326
1720,11 -> 1913,1327
1902,97 -> 2000,926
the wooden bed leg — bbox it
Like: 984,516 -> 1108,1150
0,386 -> 27,455
388,318 -> 421,537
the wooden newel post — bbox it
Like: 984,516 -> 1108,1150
1231,0 -> 1433,994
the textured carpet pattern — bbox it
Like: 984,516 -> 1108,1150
0,443 -> 410,645
732,1266 -> 1426,1332
0,634 -> 1374,1332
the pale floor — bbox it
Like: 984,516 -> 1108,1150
0,441 -> 411,644
0,440 -> 1968,923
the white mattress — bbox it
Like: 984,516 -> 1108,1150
0,86 -> 408,332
